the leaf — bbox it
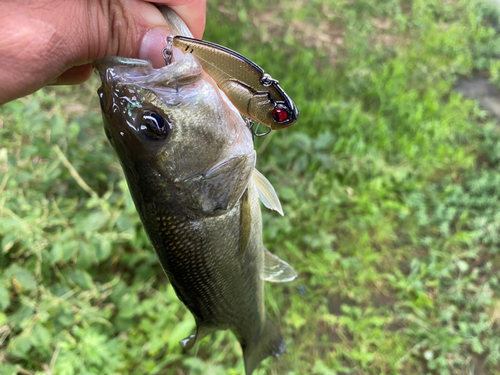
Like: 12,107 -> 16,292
312,359 -> 340,375
54,309 -> 75,328
117,293 -> 139,318
287,311 -> 307,330
116,214 -> 134,232
471,337 -> 484,354
237,8 -> 247,23
74,211 -> 108,234
50,243 -> 63,264
32,323 -> 52,346
60,240 -> 78,263
0,364 -> 17,375
12,268 -> 37,292
1,233 -> 16,253
7,335 -> 33,357
95,240 -> 111,262
279,187 -> 297,201
77,242 -> 96,269
0,285 -> 10,311
66,270 -> 93,290
0,312 -> 6,325
0,218 -> 22,233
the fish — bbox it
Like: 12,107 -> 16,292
93,7 -> 297,374
171,36 -> 299,130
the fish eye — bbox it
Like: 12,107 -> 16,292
142,110 -> 171,139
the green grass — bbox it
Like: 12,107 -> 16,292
2,0 -> 500,374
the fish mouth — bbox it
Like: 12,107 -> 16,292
93,52 -> 203,89
93,51 -> 204,133
93,52 -> 205,168
93,57 -> 151,81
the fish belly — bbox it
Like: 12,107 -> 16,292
140,183 -> 285,374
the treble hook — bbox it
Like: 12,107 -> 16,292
162,36 -> 174,65
244,116 -> 271,138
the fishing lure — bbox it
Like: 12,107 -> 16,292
163,36 -> 299,131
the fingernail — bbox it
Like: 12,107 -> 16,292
140,4 -> 170,27
140,28 -> 172,68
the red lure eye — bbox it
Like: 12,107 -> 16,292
272,108 -> 288,122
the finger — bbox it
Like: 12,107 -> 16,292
0,0 -> 207,104
147,0 -> 206,39
48,64 -> 93,86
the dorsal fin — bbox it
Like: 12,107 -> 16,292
261,248 -> 297,283
253,169 -> 283,216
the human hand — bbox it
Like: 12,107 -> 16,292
0,0 -> 206,104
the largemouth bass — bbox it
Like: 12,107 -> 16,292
94,8 -> 296,374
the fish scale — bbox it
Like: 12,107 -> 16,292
149,195 -> 264,331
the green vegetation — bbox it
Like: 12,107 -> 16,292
2,0 -> 500,373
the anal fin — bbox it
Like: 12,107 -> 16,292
261,248 -> 297,283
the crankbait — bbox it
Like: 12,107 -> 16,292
163,36 -> 299,131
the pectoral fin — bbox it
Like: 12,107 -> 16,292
179,151 -> 256,216
261,248 -> 297,283
253,169 -> 283,216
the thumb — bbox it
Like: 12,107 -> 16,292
72,1 -> 190,75
61,1 -> 206,81
0,0 -> 206,104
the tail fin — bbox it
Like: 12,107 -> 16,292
242,315 -> 286,375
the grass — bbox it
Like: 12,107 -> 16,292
2,0 -> 500,374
